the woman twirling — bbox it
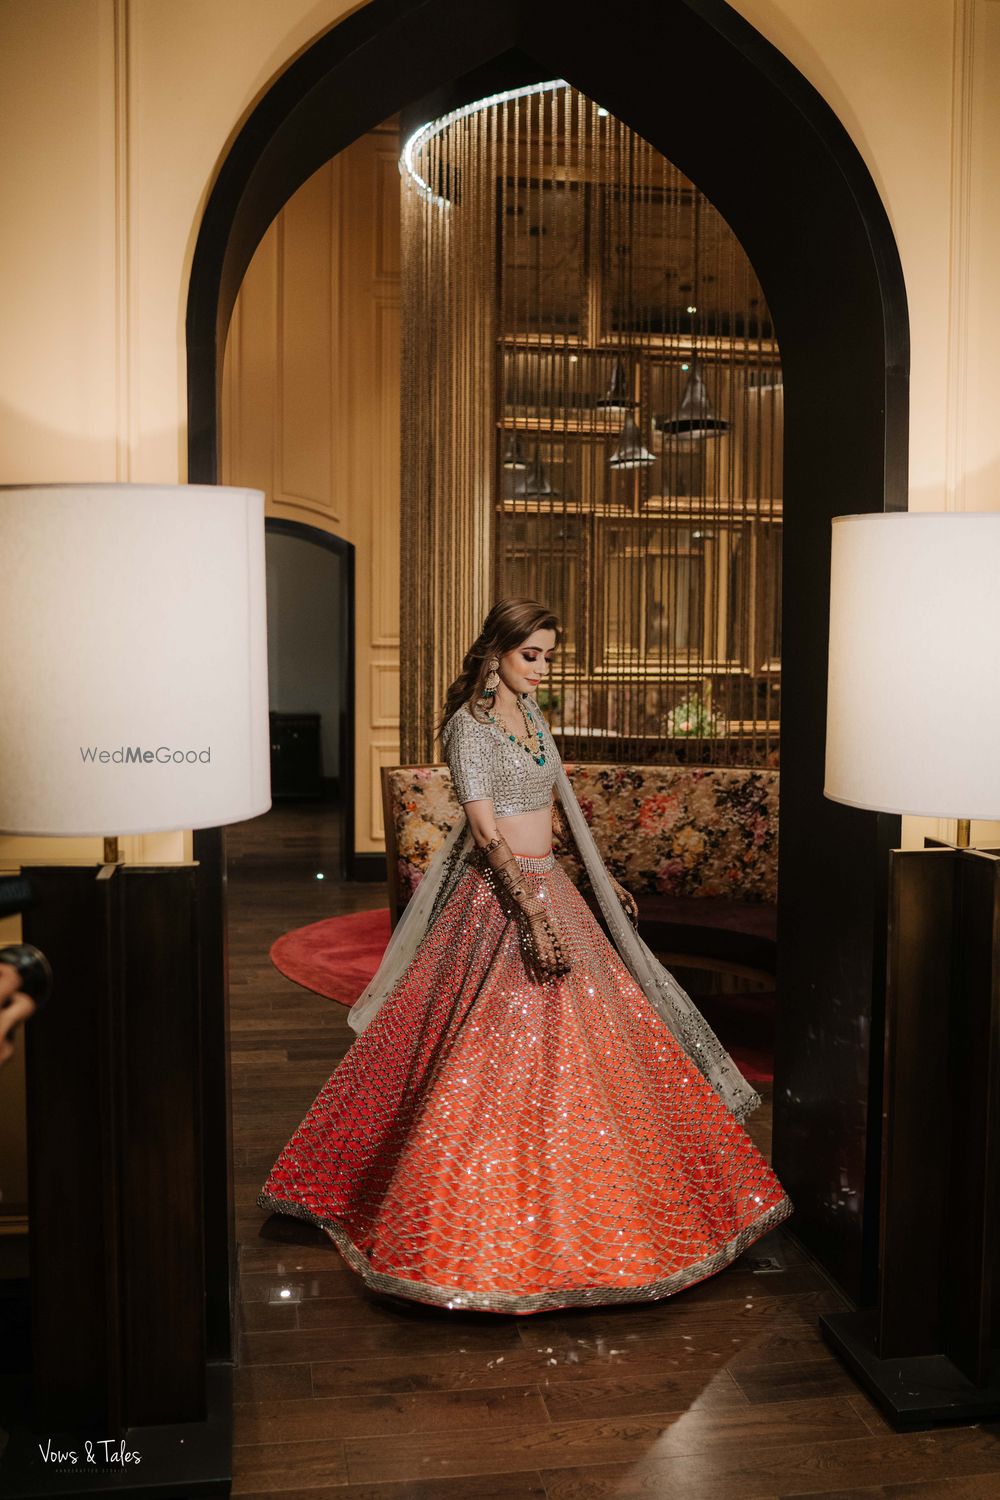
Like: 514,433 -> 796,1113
257,598 -> 793,1314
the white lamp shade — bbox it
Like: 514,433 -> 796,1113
825,511 -> 1000,820
0,483 -> 272,836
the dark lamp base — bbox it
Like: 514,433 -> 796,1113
821,1309 -> 1000,1429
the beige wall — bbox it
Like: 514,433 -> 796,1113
729,0 -> 1000,847
222,126 -> 402,851
0,0 -> 997,870
0,0 -> 355,876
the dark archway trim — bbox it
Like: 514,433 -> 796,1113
187,0 -> 909,1309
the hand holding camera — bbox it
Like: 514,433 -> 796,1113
0,964 -> 37,1067
0,877 -> 53,1070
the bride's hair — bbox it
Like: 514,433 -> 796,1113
437,597 -> 561,742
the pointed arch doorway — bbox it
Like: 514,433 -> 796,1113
187,0 -> 909,1318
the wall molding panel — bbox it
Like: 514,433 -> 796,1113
370,660 -> 401,728
274,170 -> 339,521
113,0 -> 137,482
221,126 -> 402,855
369,742 -> 401,842
370,296 -> 401,649
944,0 -> 976,516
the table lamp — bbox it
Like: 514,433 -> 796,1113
820,510 -> 1000,1427
0,483 -> 269,1493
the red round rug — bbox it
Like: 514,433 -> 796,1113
270,908 -> 774,1084
270,906 -> 391,1005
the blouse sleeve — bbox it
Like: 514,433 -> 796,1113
441,706 -> 494,806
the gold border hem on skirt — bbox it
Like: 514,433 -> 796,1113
255,1190 -> 795,1315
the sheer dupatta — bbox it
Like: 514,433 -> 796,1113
346,810 -> 475,1037
346,765 -> 761,1123
552,764 -> 761,1122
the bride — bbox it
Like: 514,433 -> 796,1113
257,597 -> 792,1314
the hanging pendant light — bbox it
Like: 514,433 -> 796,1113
523,445 -> 559,495
609,413 -> 656,469
501,431 -> 529,469
503,444 -> 560,498
656,191 -> 729,443
594,358 -> 637,413
655,365 -> 729,442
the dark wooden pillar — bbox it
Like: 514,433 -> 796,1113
193,826 -> 237,1365
0,862 -> 232,1496
821,846 -> 1000,1426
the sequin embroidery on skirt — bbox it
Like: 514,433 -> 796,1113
257,848 -> 793,1314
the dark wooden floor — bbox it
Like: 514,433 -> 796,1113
228,801 -> 1000,1498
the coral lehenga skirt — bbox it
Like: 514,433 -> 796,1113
257,846 -> 793,1315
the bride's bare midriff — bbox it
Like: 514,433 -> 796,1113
493,806 -> 554,857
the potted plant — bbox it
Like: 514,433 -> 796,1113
664,692 -> 727,738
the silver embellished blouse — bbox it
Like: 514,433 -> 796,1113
440,694 -> 561,815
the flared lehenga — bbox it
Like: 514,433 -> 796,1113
257,846 -> 793,1315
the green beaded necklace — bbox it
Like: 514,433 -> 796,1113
486,694 -> 546,766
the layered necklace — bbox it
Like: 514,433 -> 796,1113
486,694 -> 546,766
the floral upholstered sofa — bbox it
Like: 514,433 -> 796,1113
381,761 -> 779,980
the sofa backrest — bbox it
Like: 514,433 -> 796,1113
381,761 -> 779,924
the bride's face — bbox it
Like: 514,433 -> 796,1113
500,627 -> 557,695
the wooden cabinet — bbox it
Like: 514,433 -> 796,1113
269,711 -> 323,798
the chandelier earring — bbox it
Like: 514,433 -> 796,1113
479,656 -> 501,702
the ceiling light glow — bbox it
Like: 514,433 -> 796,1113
400,79 -> 570,208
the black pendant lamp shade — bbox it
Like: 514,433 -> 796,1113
501,431 -> 529,469
595,358 -> 637,412
503,444 -> 560,497
609,413 -> 656,469
655,366 -> 730,441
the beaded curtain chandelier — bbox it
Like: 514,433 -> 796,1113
399,81 -> 782,766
